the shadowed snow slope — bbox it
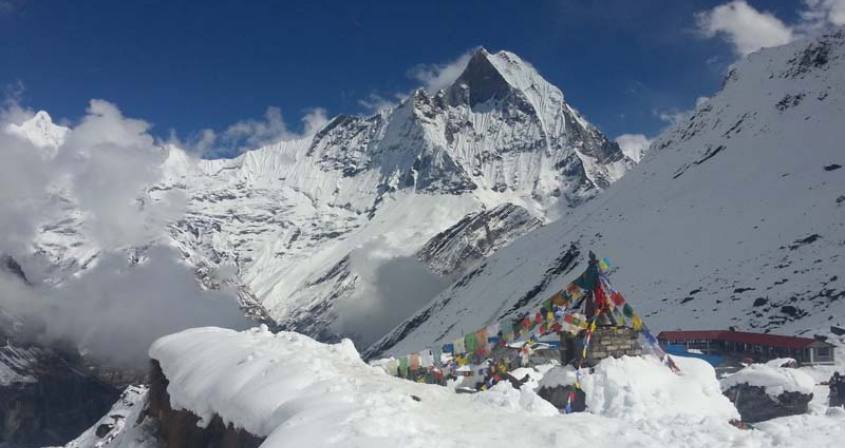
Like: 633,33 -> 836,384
369,30 -> 845,357
148,326 -> 843,448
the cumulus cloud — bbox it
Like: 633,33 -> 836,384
222,106 -> 288,148
358,92 -> 405,114
175,106 -> 330,158
409,50 -> 475,93
0,114 -> 50,254
697,0 -> 845,58
0,98 -> 248,369
614,134 -> 652,163
57,100 -> 183,248
696,1 -> 794,57
653,108 -> 688,127
801,0 -> 845,29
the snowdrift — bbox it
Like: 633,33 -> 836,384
721,363 -> 816,398
148,326 -> 844,447
542,356 -> 737,420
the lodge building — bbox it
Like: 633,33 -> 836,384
657,330 -> 835,366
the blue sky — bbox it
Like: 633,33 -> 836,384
0,0 -> 831,154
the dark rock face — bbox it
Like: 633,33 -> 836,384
417,203 -> 543,277
723,384 -> 812,423
1,254 -> 29,284
149,360 -> 264,448
537,385 -> 586,413
448,50 -> 515,107
0,345 -> 121,447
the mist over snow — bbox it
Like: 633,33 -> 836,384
0,247 -> 250,369
0,99 -> 250,369
614,134 -> 651,163
334,239 -> 450,347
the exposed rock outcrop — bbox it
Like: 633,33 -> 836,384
723,384 -> 812,423
148,360 -> 264,448
536,385 -> 586,413
0,345 -> 120,447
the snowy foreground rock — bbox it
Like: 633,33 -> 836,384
721,363 -> 816,423
138,326 -> 845,447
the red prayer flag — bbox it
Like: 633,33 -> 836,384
611,291 -> 625,307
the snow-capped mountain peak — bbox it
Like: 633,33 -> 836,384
5,110 -> 69,154
31,49 -> 635,349
368,30 -> 845,358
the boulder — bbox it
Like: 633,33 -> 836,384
149,360 -> 265,448
723,384 -> 812,423
536,385 -> 586,413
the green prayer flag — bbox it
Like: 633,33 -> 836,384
465,332 -> 478,354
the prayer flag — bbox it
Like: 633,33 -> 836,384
486,323 -> 500,341
465,332 -> 478,354
422,350 -> 435,368
475,328 -> 488,349
550,291 -> 568,307
611,291 -> 625,307
454,338 -> 466,354
503,331 -> 515,343
399,357 -> 409,377
632,314 -> 643,331
566,283 -> 584,300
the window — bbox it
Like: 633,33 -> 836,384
817,347 -> 831,357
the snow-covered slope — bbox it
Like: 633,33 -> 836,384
19,48 -> 631,347
60,386 -> 156,448
368,30 -> 845,358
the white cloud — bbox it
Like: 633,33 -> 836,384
409,50 -> 475,93
801,0 -> 845,29
0,99 -> 248,369
358,92 -> 404,114
222,106 -> 288,149
696,1 -> 794,56
302,107 -> 329,136
697,1 -> 845,58
653,108 -> 688,127
175,106 -> 330,157
615,134 -> 652,163
1,246 -> 249,368
58,100 -> 178,248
